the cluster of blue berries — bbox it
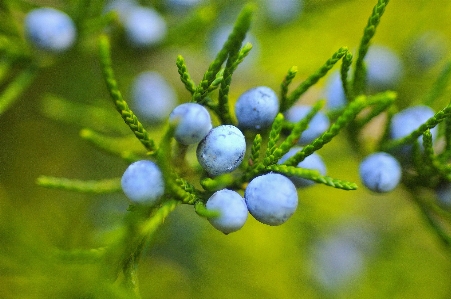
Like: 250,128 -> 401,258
121,85 -> 333,233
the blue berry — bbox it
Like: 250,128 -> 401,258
435,183 -> 451,209
365,45 -> 403,91
169,103 -> 212,145
312,234 -> 365,291
196,125 -> 246,176
284,105 -> 330,145
323,71 -> 347,110
278,147 -> 327,187
263,0 -> 303,25
123,6 -> 167,47
24,7 -> 76,52
390,105 -> 437,148
245,173 -> 298,226
235,86 -> 279,130
408,31 -> 448,71
130,71 -> 177,123
121,160 -> 165,204
206,189 -> 248,234
359,152 -> 401,193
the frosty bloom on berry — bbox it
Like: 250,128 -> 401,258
196,125 -> 246,176
169,103 -> 212,145
206,189 -> 248,234
121,160 -> 165,204
245,173 -> 298,226
235,86 -> 279,130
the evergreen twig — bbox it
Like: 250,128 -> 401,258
98,35 -> 156,153
192,4 -> 254,104
36,176 -> 122,194
284,95 -> 368,166
176,55 -> 196,95
353,0 -> 390,95
281,47 -> 348,112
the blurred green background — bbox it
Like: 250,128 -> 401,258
1,0 -> 451,298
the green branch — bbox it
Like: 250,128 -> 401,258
382,104 -> 451,152
192,4 -> 254,104
353,0 -> 390,95
176,55 -> 196,95
98,35 -> 156,153
284,95 -> 368,166
281,47 -> 348,112
36,176 -> 122,194
0,67 -> 36,115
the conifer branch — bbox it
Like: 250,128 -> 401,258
217,42 -> 253,124
267,164 -> 357,190
284,95 -> 368,166
382,104 -> 451,152
0,67 -> 36,115
192,4 -> 254,104
353,0 -> 390,95
36,176 -> 122,194
176,55 -> 196,95
278,100 -> 326,161
98,35 -> 156,153
280,66 -> 298,109
282,47 -> 348,112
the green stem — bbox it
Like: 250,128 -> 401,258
0,67 -> 36,115
98,35 -> 156,153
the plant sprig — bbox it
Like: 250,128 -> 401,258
281,47 -> 348,112
352,0 -> 390,95
192,3 -> 254,105
284,95 -> 369,167
98,35 -> 156,153
36,176 -> 122,194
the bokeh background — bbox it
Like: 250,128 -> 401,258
1,0 -> 451,298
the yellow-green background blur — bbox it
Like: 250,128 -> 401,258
1,0 -> 451,298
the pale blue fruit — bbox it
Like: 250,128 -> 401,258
245,173 -> 298,226
169,103 -> 212,145
121,160 -> 165,203
206,189 -> 248,234
235,86 -> 279,130
390,105 -> 437,152
25,7 -> 76,52
365,45 -> 403,91
323,71 -> 347,110
123,6 -> 167,47
196,125 -> 246,176
359,152 -> 401,193
130,71 -> 177,123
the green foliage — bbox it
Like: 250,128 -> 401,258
3,0 -> 451,297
